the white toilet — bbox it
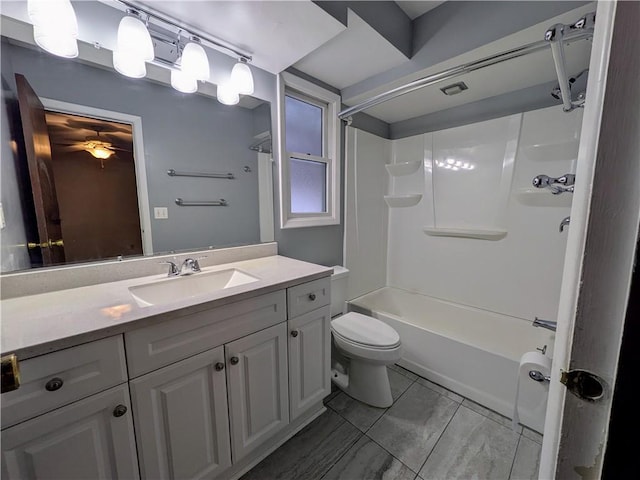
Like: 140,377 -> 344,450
330,266 -> 402,408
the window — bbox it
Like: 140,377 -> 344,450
277,72 -> 340,228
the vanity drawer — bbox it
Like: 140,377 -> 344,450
1,335 -> 127,428
126,290 -> 286,377
287,277 -> 331,318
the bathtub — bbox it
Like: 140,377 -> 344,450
349,287 -> 555,433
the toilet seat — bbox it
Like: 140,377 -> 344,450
331,312 -> 401,349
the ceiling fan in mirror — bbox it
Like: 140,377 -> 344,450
51,125 -> 133,168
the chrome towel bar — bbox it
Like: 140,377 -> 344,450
175,198 -> 228,207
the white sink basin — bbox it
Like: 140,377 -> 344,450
129,269 -> 260,307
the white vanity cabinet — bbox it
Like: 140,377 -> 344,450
286,277 -> 332,421
1,337 -> 138,480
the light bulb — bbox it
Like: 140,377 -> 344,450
171,69 -> 198,94
116,14 -> 154,62
217,82 -> 239,105
87,146 -> 113,159
181,41 -> 210,81
230,59 -> 254,95
34,26 -> 78,58
113,50 -> 146,78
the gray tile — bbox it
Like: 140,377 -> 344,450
389,368 -> 415,401
241,409 -> 361,480
328,392 -> 387,432
510,436 -> 542,480
323,388 -> 341,405
367,383 -> 459,472
419,405 -> 519,480
522,427 -> 543,444
462,398 -> 523,433
388,363 -> 419,381
323,436 -> 417,480
416,377 -> 464,403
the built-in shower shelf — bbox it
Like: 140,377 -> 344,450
385,161 -> 421,176
423,227 -> 507,240
514,188 -> 573,207
384,194 -> 422,207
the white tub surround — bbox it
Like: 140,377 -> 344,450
1,254 -> 331,359
350,287 -> 554,433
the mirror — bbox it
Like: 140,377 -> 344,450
0,36 -> 273,274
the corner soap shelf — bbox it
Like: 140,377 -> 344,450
384,194 -> 422,208
385,161 -> 421,176
423,227 -> 507,240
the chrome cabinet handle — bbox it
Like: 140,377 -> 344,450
215,362 -> 225,371
230,357 -> 239,365
45,377 -> 64,392
113,404 -> 128,417
308,293 -> 316,301
291,330 -> 299,338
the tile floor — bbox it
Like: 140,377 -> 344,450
242,364 -> 542,480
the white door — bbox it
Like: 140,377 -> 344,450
541,1 -> 640,477
130,347 -> 231,480
289,306 -> 331,420
226,322 -> 289,462
1,384 -> 139,480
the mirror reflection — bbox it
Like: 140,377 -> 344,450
0,37 -> 273,273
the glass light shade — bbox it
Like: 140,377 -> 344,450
28,0 -> 78,37
86,146 -> 113,159
116,15 -> 154,62
230,61 -> 254,95
181,42 -> 210,81
33,26 -> 78,58
171,69 -> 198,94
217,82 -> 239,105
113,50 -> 146,78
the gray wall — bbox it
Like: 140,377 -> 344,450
0,44 -> 30,272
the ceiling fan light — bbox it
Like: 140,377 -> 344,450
86,146 -> 114,159
116,14 -> 154,62
230,59 -> 254,95
171,69 -> 198,94
28,0 -> 78,37
217,82 -> 239,106
113,50 -> 146,78
181,41 -> 210,82
33,26 -> 78,58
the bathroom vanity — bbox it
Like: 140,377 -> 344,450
0,250 -> 332,480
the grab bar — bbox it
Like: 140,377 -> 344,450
533,317 -> 557,332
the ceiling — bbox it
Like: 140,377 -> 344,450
395,1 -> 446,20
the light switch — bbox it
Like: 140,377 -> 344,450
154,207 -> 169,219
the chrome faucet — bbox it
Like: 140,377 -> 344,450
533,317 -> 557,332
559,216 -> 571,232
159,260 -> 180,277
180,257 -> 205,275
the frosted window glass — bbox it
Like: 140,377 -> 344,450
285,95 -> 323,156
290,158 -> 327,213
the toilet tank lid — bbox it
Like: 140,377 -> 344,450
331,265 -> 349,279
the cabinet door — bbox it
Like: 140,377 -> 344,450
130,347 -> 231,480
289,305 -> 331,420
1,384 -> 139,480
226,322 -> 289,462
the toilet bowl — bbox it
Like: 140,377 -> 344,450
330,267 -> 402,408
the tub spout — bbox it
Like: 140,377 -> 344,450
533,317 -> 557,332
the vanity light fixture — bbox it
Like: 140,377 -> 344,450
181,38 -> 210,82
230,58 -> 254,95
113,9 -> 154,78
171,68 -> 198,94
217,82 -> 240,106
28,0 -> 79,58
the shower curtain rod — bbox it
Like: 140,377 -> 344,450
338,28 -> 593,121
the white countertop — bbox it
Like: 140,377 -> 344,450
1,255 -> 332,359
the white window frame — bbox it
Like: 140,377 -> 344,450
276,72 -> 341,229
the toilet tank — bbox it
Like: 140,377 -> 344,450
330,266 -> 349,317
